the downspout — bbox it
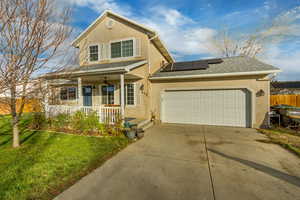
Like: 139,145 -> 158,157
147,34 -> 158,121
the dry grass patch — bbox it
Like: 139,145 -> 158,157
258,128 -> 300,157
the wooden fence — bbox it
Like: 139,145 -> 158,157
270,95 -> 300,107
0,99 -> 41,115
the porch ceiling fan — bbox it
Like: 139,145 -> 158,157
103,77 -> 111,85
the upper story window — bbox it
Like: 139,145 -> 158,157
111,39 -> 134,59
89,45 -> 99,61
60,87 -> 77,101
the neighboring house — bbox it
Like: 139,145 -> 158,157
44,10 -> 280,128
271,81 -> 300,95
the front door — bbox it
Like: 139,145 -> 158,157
83,86 -> 93,106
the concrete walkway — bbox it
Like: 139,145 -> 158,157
55,124 -> 300,200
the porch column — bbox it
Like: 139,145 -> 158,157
120,74 -> 125,120
78,77 -> 83,106
44,80 -> 49,115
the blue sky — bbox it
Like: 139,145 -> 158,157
61,0 -> 300,80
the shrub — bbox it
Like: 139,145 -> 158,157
20,112 -> 47,130
70,111 -> 107,135
70,111 -> 86,133
29,112 -> 47,130
85,111 -> 100,133
98,123 -> 107,135
109,113 -> 124,136
50,113 -> 70,130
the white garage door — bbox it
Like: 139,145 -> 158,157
162,89 -> 251,127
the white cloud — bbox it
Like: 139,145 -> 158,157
62,0 -> 131,16
152,6 -> 195,26
261,6 -> 300,38
260,45 -> 300,80
135,7 -> 217,58
258,6 -> 300,80
262,0 -> 277,11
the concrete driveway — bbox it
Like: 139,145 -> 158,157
55,124 -> 300,200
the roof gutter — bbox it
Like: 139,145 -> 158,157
149,70 -> 282,80
149,35 -> 158,41
150,36 -> 175,63
125,60 -> 147,70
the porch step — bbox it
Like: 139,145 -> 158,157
141,121 -> 154,131
137,119 -> 154,131
137,119 -> 151,129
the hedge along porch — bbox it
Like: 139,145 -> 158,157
43,60 -> 147,123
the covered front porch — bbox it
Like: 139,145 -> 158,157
44,60 -> 147,124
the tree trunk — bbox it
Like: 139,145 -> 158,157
12,117 -> 20,148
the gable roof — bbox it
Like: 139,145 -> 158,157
150,56 -> 281,80
271,81 -> 300,89
71,10 -> 174,63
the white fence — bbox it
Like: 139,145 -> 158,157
47,105 -> 121,124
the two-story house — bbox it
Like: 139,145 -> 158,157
44,10 -> 281,128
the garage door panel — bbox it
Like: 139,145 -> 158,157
162,89 -> 251,127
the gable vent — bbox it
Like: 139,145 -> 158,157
106,19 -> 114,29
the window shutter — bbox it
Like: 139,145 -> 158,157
99,43 -> 109,60
135,83 -> 140,105
86,47 -> 89,62
135,38 -> 141,57
99,44 -> 104,60
107,43 -> 111,59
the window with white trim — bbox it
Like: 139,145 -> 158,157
125,83 -> 135,105
60,87 -> 77,100
111,39 -> 134,58
89,45 -> 99,61
101,85 -> 115,105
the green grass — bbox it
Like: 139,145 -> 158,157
0,115 -> 129,200
258,128 -> 300,157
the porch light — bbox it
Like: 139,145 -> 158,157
140,84 -> 144,91
256,89 -> 265,97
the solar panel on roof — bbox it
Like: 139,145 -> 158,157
206,58 -> 223,64
161,58 -> 223,72
173,61 -> 208,71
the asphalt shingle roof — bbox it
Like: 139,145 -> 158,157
44,59 -> 146,78
151,56 -> 280,78
64,59 -> 145,73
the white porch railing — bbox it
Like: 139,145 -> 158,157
47,105 -> 121,124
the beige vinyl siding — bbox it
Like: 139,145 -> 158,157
78,15 -> 148,66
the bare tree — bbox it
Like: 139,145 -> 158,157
0,0 -> 71,148
210,7 -> 300,58
209,29 -> 263,57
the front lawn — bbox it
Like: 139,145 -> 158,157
0,116 -> 129,200
258,128 -> 300,157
